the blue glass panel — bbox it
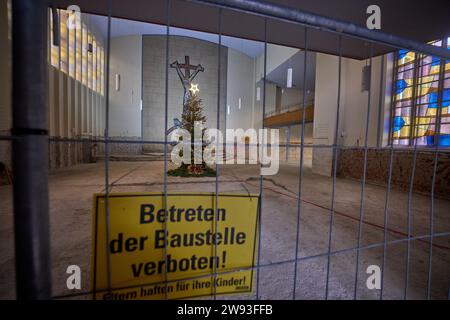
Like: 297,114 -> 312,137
443,88 -> 450,101
393,116 -> 405,132
421,89 -> 450,108
398,49 -> 408,59
396,79 -> 408,94
431,56 -> 440,66
426,135 -> 435,145
426,134 -> 450,146
438,134 -> 450,146
428,92 -> 438,108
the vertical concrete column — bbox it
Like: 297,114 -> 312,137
312,53 -> 346,176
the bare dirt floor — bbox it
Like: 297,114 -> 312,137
1,159 -> 449,300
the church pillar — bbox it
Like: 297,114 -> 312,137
312,53 -> 346,176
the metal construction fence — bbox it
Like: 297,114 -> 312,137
5,0 -> 450,300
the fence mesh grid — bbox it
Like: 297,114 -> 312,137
3,0 -> 450,300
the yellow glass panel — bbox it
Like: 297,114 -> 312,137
398,126 -> 411,138
60,10 -> 68,74
93,40 -> 97,92
393,127 -> 410,139
418,83 -> 438,96
419,75 -> 435,84
100,48 -> 105,95
396,86 -> 413,101
82,25 -> 87,86
398,51 -> 415,67
416,125 -> 436,137
426,108 -> 437,117
415,116 -> 434,126
50,10 -> 59,68
97,45 -> 102,93
68,13 -> 75,78
88,32 -> 92,89
414,127 -> 425,138
75,15 -> 82,81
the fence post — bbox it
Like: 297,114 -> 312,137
12,0 -> 51,299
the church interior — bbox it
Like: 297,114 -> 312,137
0,0 -> 449,300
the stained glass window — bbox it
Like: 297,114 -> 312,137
92,39 -> 97,91
49,11 -> 59,68
97,45 -> 102,93
391,38 -> 450,147
87,31 -> 93,90
75,14 -> 82,81
68,13 -> 75,78
47,9 -> 104,96
82,24 -> 88,86
60,10 -> 68,74
100,48 -> 105,95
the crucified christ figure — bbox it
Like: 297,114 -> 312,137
170,56 -> 204,115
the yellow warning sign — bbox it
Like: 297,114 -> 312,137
91,192 -> 259,300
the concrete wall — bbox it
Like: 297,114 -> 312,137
253,82 -> 277,130
312,53 -> 346,175
109,35 -> 142,138
255,44 -> 298,83
253,44 -> 299,129
102,35 -> 144,156
225,48 -> 255,131
142,35 -> 227,152
252,46 -> 315,163
312,53 -> 388,176
341,56 -> 385,147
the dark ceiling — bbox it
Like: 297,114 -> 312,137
52,0 -> 450,59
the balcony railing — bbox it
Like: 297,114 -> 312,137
264,100 -> 314,118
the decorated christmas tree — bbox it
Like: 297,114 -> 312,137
168,94 -> 216,177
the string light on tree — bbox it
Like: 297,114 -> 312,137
168,55 -> 215,177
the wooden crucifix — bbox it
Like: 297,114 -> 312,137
170,56 -> 204,114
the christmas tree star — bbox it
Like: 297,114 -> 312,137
189,83 -> 199,95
